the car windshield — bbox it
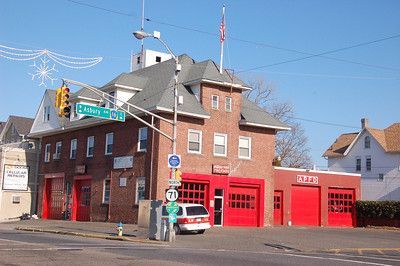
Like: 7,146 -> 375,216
186,206 -> 208,216
162,206 -> 183,216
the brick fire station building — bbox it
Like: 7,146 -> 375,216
29,54 -> 291,227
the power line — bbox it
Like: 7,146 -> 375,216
66,0 -> 400,72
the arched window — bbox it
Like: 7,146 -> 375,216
364,136 -> 370,149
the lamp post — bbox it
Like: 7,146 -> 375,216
133,30 -> 181,242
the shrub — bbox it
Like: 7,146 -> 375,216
355,201 -> 400,220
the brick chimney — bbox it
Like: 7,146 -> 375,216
361,118 -> 369,129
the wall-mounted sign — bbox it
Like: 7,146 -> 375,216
212,164 -> 230,175
119,177 -> 127,187
75,165 -> 86,174
297,174 -> 318,185
114,156 -> 134,169
2,165 -> 29,191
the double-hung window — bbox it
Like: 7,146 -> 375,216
54,142 -> 62,160
238,136 -> 251,159
225,97 -> 232,112
43,105 -> 50,122
212,95 -> 219,110
44,144 -> 51,162
364,136 -> 371,149
87,136 -> 94,157
366,155 -> 371,171
70,139 -> 77,159
105,133 -> 113,155
138,127 -> 148,152
214,133 -> 227,157
188,129 -> 202,154
103,178 -> 111,204
356,156 -> 361,171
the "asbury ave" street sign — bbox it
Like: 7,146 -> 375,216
76,103 -> 125,122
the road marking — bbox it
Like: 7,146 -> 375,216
335,253 -> 400,263
377,249 -> 384,255
0,247 -> 82,251
0,237 -> 38,245
281,253 -> 391,266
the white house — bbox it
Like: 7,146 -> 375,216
323,118 -> 400,201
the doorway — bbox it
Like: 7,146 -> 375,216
214,189 -> 224,226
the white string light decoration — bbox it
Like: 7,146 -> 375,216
0,44 -> 103,87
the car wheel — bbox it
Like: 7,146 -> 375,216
173,224 -> 181,235
197,229 -> 205,234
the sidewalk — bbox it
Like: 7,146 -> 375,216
0,219 -> 157,244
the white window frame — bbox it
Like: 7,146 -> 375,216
44,144 -> 51,162
87,136 -> 94,157
102,178 -> 111,204
188,129 -> 202,154
70,139 -> 77,159
364,136 -> 371,149
238,136 -> 251,159
43,105 -> 50,122
214,133 -> 228,157
138,127 -> 148,152
108,91 -> 115,109
212,95 -> 219,110
135,177 -> 146,205
355,156 -> 361,171
54,141 -> 62,160
105,133 -> 114,155
225,96 -> 232,112
366,155 -> 371,171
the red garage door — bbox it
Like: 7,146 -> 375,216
291,186 -> 320,226
328,188 -> 355,227
226,185 -> 259,227
178,182 -> 209,208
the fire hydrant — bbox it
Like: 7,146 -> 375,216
117,222 -> 123,237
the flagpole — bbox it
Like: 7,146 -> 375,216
219,5 -> 225,74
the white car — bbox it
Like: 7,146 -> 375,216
162,203 -> 211,235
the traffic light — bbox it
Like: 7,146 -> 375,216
55,87 -> 62,109
59,86 -> 71,118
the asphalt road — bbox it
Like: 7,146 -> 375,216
0,229 -> 399,266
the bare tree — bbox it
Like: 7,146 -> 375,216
245,76 -> 312,168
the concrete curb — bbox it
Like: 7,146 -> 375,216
15,227 -> 167,245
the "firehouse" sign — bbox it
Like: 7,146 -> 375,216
296,174 -> 318,185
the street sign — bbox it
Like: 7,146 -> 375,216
168,154 -> 181,168
76,103 -> 125,122
165,188 -> 179,202
169,213 -> 177,223
168,179 -> 181,187
166,201 -> 179,214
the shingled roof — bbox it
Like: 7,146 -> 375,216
44,54 -> 287,131
323,122 -> 400,157
322,133 -> 358,157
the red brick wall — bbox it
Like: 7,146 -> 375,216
154,83 -> 276,225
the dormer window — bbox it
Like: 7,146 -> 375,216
212,95 -> 219,110
364,136 -> 370,149
109,91 -> 115,109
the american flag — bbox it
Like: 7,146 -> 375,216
220,8 -> 225,43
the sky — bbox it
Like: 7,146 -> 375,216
1,0 -> 399,168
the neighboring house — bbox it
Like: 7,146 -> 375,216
323,118 -> 400,201
0,115 -> 39,221
29,53 -> 290,226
